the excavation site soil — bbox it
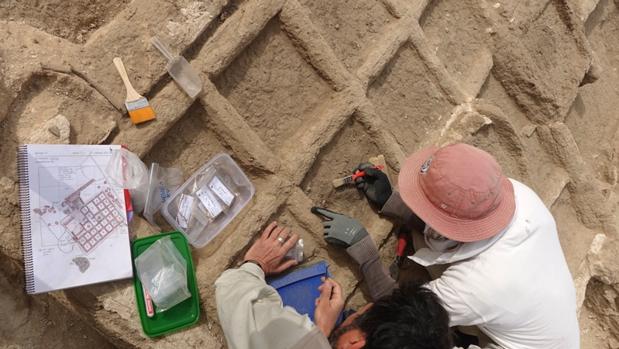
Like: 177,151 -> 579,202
1,0 -> 618,348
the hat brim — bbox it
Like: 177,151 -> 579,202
398,146 -> 516,242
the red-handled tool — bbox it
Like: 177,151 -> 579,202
332,165 -> 385,188
143,284 -> 155,317
389,231 -> 408,280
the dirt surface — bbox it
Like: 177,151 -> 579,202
0,259 -> 116,349
1,0 -> 619,348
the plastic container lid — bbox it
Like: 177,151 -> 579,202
267,261 -> 342,323
132,231 -> 200,337
161,153 -> 255,248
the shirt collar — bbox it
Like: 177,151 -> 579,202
409,214 -> 516,267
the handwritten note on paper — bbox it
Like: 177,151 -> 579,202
208,176 -> 235,206
196,187 -> 224,218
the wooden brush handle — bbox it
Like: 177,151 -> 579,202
113,57 -> 141,100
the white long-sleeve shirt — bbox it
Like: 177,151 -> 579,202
215,262 -> 330,349
414,179 -> 580,349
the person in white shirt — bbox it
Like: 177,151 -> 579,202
351,143 -> 580,348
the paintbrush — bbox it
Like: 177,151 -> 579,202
332,165 -> 385,188
113,57 -> 156,125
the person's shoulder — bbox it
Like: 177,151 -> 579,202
508,178 -> 543,199
508,178 -> 549,211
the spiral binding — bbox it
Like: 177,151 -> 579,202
18,145 -> 35,294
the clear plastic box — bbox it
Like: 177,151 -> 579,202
161,154 -> 255,247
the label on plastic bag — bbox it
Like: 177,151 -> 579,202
196,187 -> 224,218
177,194 -> 194,229
208,176 -> 235,206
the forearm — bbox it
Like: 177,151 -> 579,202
215,263 -> 315,349
380,191 -> 425,232
346,235 -> 397,301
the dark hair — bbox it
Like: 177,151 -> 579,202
357,283 -> 452,349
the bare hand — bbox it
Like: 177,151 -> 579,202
244,221 -> 300,275
314,277 -> 345,337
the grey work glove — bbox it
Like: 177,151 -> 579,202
354,163 -> 393,209
311,207 -> 369,247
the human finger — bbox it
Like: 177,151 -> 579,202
261,221 -> 278,240
318,280 -> 333,302
323,227 -> 331,237
364,168 -> 384,178
281,233 -> 299,251
269,225 -> 286,241
311,206 -> 340,221
273,258 -> 298,274
277,227 -> 291,241
354,162 -> 374,172
355,180 -> 368,192
329,279 -> 343,301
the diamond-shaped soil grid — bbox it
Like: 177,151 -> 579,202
0,0 -> 129,44
492,1 -> 591,121
215,18 -> 333,151
297,0 -> 394,70
368,43 -> 454,152
420,0 -> 490,88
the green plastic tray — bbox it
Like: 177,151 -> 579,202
132,231 -> 200,337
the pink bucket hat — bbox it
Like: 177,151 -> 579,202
398,143 -> 515,242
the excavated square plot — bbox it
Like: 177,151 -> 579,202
297,0 -> 394,70
517,2 -> 590,110
215,19 -> 333,151
492,1 -> 591,121
302,118 -> 394,240
368,43 -> 454,153
143,104 -> 228,175
0,0 -> 129,44
420,0 -> 491,95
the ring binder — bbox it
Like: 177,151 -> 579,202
16,144 -> 133,294
18,145 -> 35,294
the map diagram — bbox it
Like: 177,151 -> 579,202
32,155 -> 127,255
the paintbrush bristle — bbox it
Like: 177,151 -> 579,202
125,97 -> 155,124
332,175 -> 354,188
128,106 -> 155,124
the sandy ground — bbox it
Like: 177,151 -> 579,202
0,265 -> 116,349
1,0 -> 619,348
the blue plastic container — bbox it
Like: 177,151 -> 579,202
267,261 -> 343,323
